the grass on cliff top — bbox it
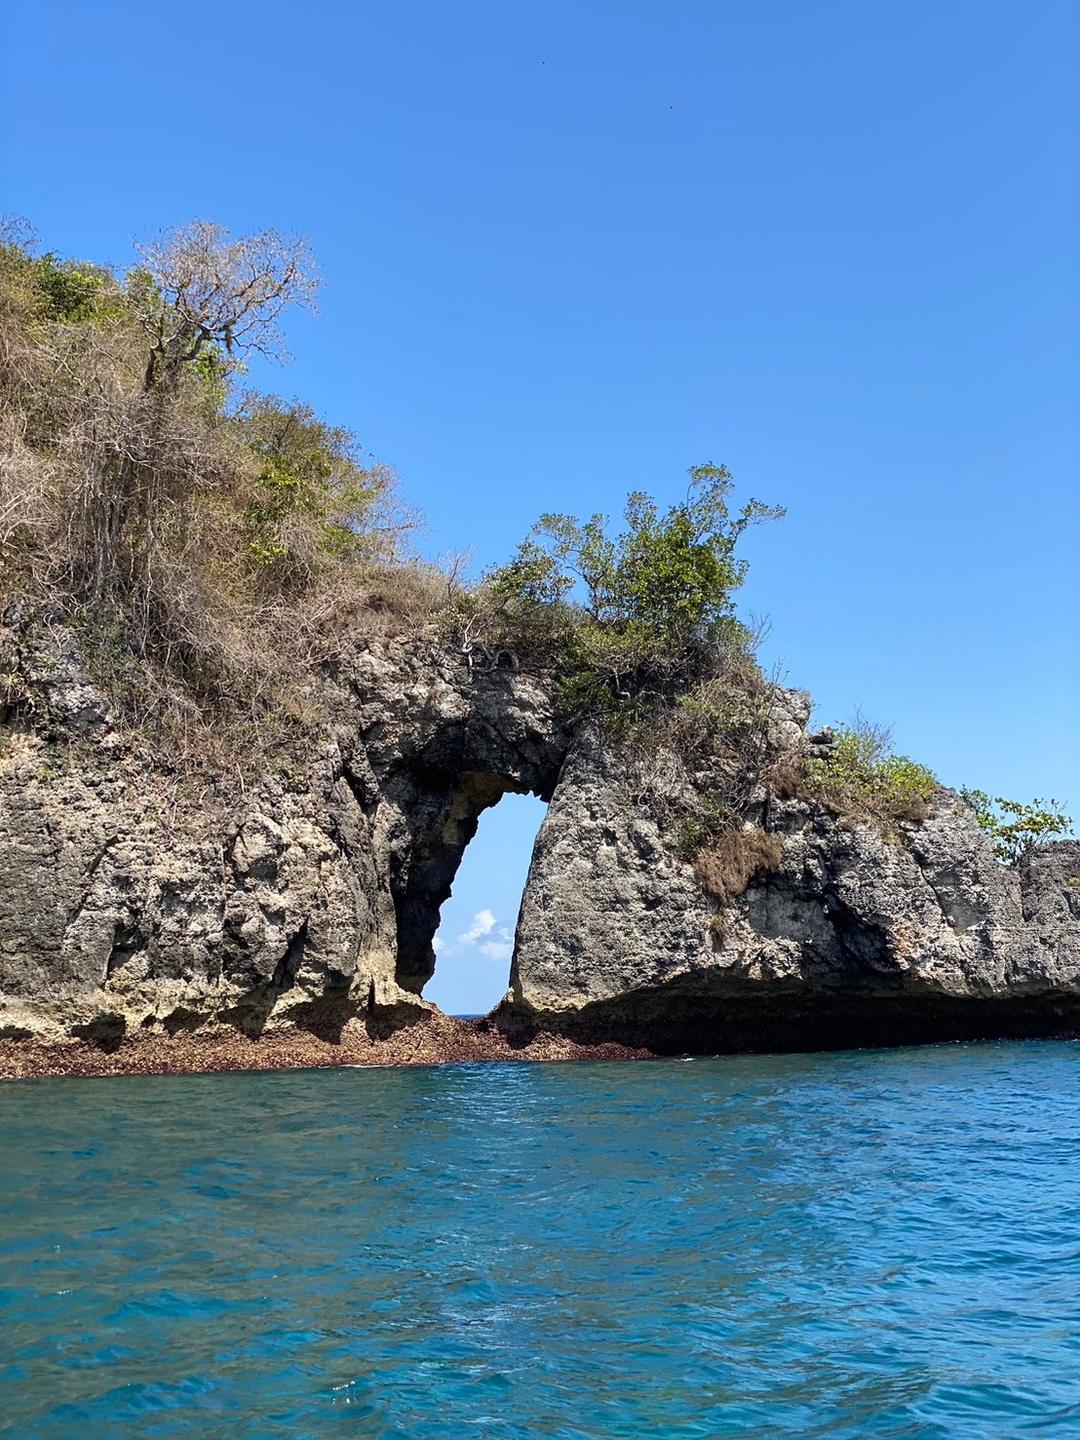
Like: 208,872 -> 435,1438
0,215 -> 785,769
2,220 -> 1065,873
799,720 -> 938,827
0,220 -> 458,760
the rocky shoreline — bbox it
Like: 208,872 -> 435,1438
0,1009 -> 651,1082
7,988 -> 1080,1082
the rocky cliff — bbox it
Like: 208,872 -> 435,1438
1,610 -> 1078,1075
514,725 -> 1080,1050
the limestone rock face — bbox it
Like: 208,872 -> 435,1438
1,608 -> 1078,1055
511,733 -> 714,1014
512,715 -> 1080,1050
0,612 -> 567,1043
1011,842 -> 1080,988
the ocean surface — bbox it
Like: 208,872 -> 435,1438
2,1042 -> 1079,1438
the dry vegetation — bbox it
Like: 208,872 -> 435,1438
693,826 -> 784,905
0,218 -> 792,815
629,669 -> 778,829
615,666 -> 795,911
773,718 -> 939,829
0,218 -> 448,759
1,217 -> 965,888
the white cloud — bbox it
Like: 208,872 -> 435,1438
458,908 -> 497,945
479,940 -> 513,962
478,924 -> 514,963
434,914 -> 513,964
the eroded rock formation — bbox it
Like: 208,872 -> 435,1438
1,609 -> 1078,1070
0,612 -> 569,1047
515,727 -> 1080,1050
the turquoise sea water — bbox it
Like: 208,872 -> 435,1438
2,1043 -> 1080,1438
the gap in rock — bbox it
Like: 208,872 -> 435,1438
423,792 -> 548,1017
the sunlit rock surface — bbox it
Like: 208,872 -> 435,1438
1,609 -> 1077,1064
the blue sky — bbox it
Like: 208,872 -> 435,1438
4,1 -> 1077,1012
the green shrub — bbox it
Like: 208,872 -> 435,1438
805,721 -> 938,826
0,240 -> 118,324
464,463 -> 783,717
31,254 -> 115,323
960,789 -> 1072,864
236,397 -> 399,582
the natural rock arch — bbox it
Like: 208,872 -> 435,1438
1,619 -> 1078,1065
340,643 -> 570,1004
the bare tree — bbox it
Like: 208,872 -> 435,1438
83,222 -> 319,598
131,220 -> 318,392
0,213 -> 37,251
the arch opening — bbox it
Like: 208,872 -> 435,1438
383,677 -> 569,1007
425,790 -> 547,1016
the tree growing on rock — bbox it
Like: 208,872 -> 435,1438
79,223 -> 319,601
473,463 -> 784,712
129,221 -> 318,393
960,790 -> 1072,864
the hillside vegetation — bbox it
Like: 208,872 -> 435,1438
0,218 -> 439,752
1,219 -> 1067,864
0,218 -> 784,749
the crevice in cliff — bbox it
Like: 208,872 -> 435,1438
906,837 -> 985,934
64,834 -> 120,932
270,919 -> 308,996
104,919 -> 146,981
216,919 -> 311,1039
340,760 -> 379,818
821,883 -> 894,973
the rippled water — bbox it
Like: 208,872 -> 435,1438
3,1043 -> 1080,1437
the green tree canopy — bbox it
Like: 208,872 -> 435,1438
960,790 -> 1072,864
481,464 -> 783,710
236,395 -> 401,577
